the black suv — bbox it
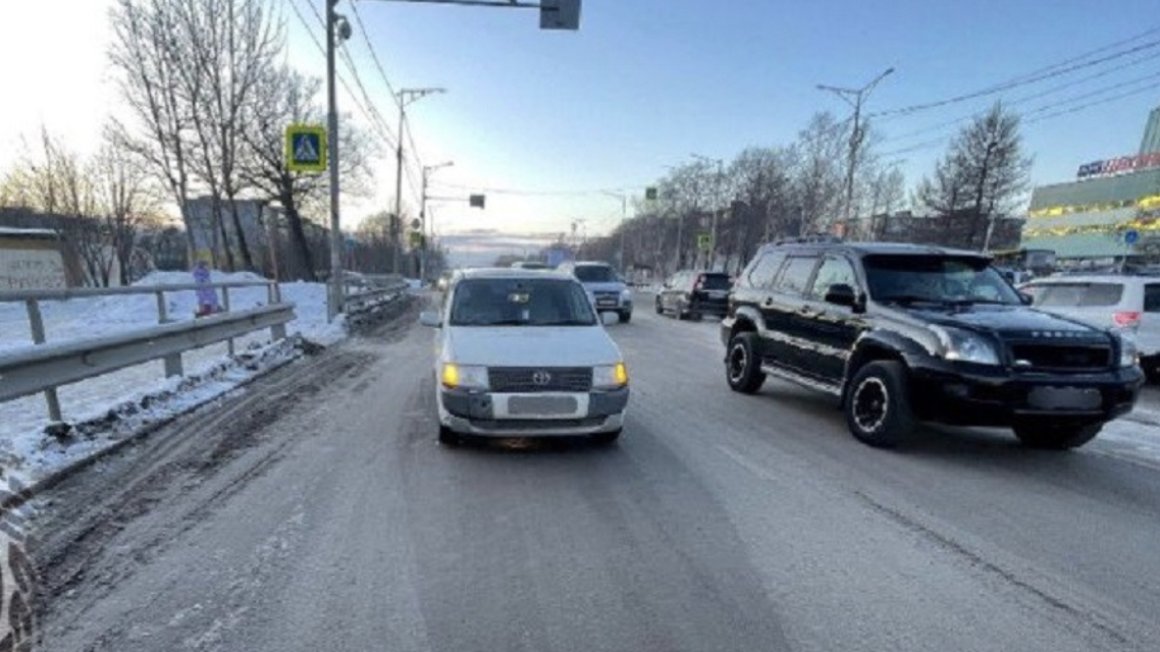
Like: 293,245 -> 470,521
721,240 -> 1143,449
656,270 -> 732,319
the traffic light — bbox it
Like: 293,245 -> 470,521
645,187 -> 658,201
469,194 -> 486,209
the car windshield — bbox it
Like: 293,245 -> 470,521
574,265 -> 617,283
864,255 -> 1021,305
449,278 -> 597,326
1031,282 -> 1124,307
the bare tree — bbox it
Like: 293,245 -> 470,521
792,112 -> 846,235
94,126 -> 161,283
238,65 -> 376,280
918,102 -> 1033,248
109,0 -> 198,260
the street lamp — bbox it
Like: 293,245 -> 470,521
393,87 -> 446,274
601,190 -> 631,273
420,160 -> 454,282
817,67 -> 895,228
325,1 -> 353,320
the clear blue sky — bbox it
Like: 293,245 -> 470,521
4,1 -> 1158,242
302,0 -> 1160,236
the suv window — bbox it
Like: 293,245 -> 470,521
1033,282 -> 1124,308
807,257 -> 858,300
1145,284 -> 1160,312
774,256 -> 818,295
746,252 -> 786,289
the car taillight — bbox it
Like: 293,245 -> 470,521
1113,311 -> 1141,328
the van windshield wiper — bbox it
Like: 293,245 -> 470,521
878,294 -> 948,306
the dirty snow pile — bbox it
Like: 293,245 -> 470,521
0,272 -> 343,487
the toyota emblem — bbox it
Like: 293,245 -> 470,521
532,370 -> 552,386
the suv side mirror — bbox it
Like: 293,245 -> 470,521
824,283 -> 860,309
1018,291 -> 1034,306
419,310 -> 442,327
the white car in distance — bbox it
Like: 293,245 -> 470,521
419,268 -> 630,445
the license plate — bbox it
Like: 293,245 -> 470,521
508,395 -> 578,416
707,290 -> 727,299
1027,386 -> 1102,411
597,299 -> 617,307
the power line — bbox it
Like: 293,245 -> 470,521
881,51 -> 1160,144
289,0 -> 400,151
350,1 -> 401,106
870,29 -> 1160,119
431,182 -> 650,197
1025,79 -> 1160,124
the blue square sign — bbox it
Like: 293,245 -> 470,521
285,125 -> 327,173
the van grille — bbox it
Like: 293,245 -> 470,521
488,367 -> 593,393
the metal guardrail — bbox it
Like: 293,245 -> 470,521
0,304 -> 294,404
0,280 -> 291,424
342,273 -> 409,316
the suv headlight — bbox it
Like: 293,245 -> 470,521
620,288 -> 632,301
1119,336 -> 1140,368
441,363 -> 488,390
931,326 -> 1001,366
593,362 -> 629,389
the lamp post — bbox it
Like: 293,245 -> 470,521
420,160 -> 454,282
392,87 -> 445,274
817,67 -> 895,227
325,0 -> 352,320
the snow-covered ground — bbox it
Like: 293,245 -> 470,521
0,272 -> 346,487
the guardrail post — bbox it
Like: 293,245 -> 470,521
155,290 -> 168,324
25,298 -> 63,422
222,287 -> 235,356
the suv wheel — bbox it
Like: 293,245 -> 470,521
726,332 -> 765,394
1013,420 -> 1102,450
655,297 -> 663,314
590,428 -> 621,445
845,361 -> 915,447
619,309 -> 632,323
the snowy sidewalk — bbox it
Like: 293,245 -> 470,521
0,272 -> 346,487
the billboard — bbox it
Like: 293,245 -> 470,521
1076,152 -> 1160,179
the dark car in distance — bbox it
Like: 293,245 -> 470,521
656,271 -> 732,320
720,239 -> 1144,450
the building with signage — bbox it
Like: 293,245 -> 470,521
1023,106 -> 1160,260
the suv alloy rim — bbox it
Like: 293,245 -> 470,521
728,341 -> 748,383
852,377 -> 890,432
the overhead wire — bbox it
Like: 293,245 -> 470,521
869,27 -> 1160,119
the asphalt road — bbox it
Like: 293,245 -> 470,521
29,296 -> 1160,651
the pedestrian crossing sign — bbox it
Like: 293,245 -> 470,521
285,125 -> 327,173
697,233 -> 713,252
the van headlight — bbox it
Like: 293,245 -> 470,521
441,363 -> 489,390
593,362 -> 629,389
930,326 -> 1000,366
620,288 -> 632,301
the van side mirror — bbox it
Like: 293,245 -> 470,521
1018,291 -> 1034,306
419,310 -> 441,327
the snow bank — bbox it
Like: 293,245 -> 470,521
0,338 -> 304,487
134,269 -> 267,286
0,276 -> 347,486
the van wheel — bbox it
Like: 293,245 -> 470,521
438,425 -> 460,447
1013,420 -> 1102,450
726,332 -> 765,394
655,298 -> 663,314
844,361 -> 914,447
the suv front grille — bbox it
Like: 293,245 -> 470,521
488,367 -> 593,393
1008,343 -> 1112,371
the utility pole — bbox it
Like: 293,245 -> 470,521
817,67 -> 895,226
602,191 -> 630,274
325,0 -> 351,320
392,87 -> 445,274
419,160 -> 453,283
